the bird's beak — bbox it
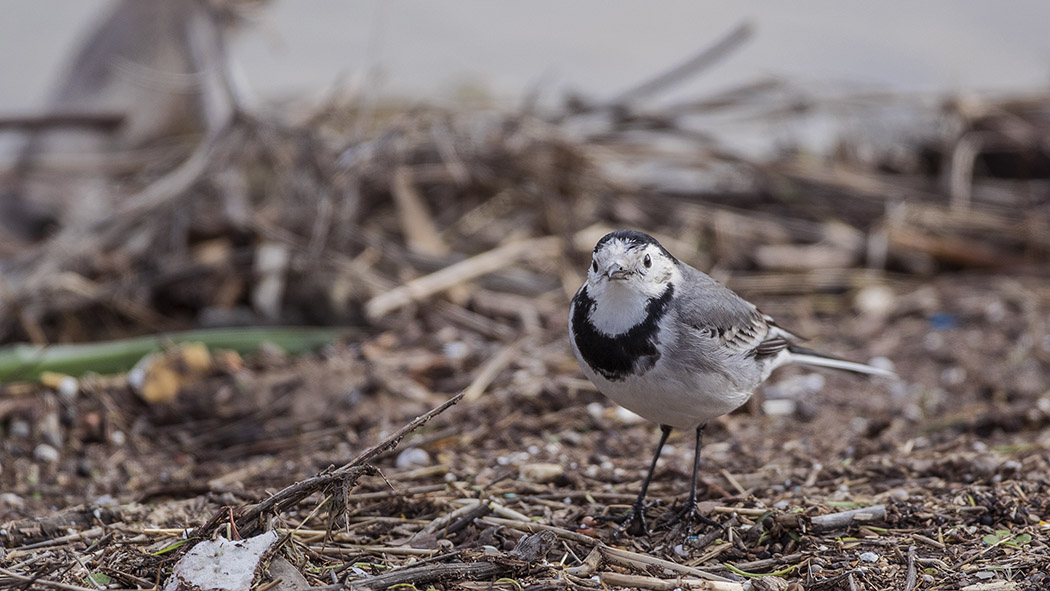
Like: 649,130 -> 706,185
606,262 -> 631,280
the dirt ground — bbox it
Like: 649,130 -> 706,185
3,266 -> 1049,590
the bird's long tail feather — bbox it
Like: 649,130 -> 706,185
788,345 -> 897,379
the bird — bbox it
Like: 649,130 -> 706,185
568,229 -> 896,535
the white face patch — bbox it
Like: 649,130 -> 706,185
585,239 -> 680,336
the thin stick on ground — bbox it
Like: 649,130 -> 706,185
598,572 -> 745,591
810,504 -> 886,532
0,568 -> 100,591
364,235 -> 561,320
208,389 -> 466,537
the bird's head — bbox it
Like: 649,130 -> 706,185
585,230 -> 679,300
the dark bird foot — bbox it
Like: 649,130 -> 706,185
659,498 -> 723,532
597,505 -> 651,537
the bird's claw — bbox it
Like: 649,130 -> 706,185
661,499 -> 723,531
597,505 -> 650,537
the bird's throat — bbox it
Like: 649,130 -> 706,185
588,283 -> 658,336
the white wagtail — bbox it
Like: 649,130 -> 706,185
569,229 -> 896,535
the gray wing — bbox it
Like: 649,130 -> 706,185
673,265 -> 788,359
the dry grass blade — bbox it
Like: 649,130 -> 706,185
598,572 -> 745,591
364,235 -> 562,320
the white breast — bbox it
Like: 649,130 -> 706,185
587,284 -> 651,336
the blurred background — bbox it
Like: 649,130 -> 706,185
5,1 -> 1050,111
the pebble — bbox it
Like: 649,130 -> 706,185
882,488 -> 910,501
39,411 -> 63,448
1001,460 -> 1022,472
940,366 -> 967,386
0,493 -> 24,508
519,462 -> 564,483
34,443 -> 60,464
868,356 -> 896,374
923,332 -> 945,351
613,407 -> 644,424
9,419 -> 30,438
442,341 -> 469,360
58,376 -> 79,401
859,551 -> 879,563
395,447 -> 431,470
854,284 -> 896,317
762,398 -> 797,417
559,430 -> 583,446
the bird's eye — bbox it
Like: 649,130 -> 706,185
643,254 -> 652,268
591,260 -> 598,273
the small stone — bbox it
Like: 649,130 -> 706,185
34,443 -> 60,464
519,462 -> 564,483
854,285 -> 895,317
442,341 -> 469,360
882,488 -> 910,501
395,447 -> 431,470
613,406 -> 644,424
58,376 -> 79,401
940,366 -> 966,386
859,551 -> 879,563
762,398 -> 797,416
38,411 -> 63,448
1001,460 -> 1022,472
0,493 -> 24,508
9,419 -> 30,438
868,356 -> 896,374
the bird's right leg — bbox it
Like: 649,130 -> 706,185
605,424 -> 672,536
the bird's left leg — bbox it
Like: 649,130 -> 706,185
668,424 -> 722,529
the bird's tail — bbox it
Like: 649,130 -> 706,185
787,345 -> 897,379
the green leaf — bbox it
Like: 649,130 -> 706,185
86,573 -> 112,586
0,326 -> 346,382
724,562 -> 798,578
982,533 -> 1002,545
150,537 -> 197,555
1005,533 -> 1032,547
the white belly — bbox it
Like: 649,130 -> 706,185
579,354 -> 754,429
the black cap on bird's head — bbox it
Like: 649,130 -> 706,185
594,230 -> 677,262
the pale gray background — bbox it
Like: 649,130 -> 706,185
2,2 -> 1049,110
